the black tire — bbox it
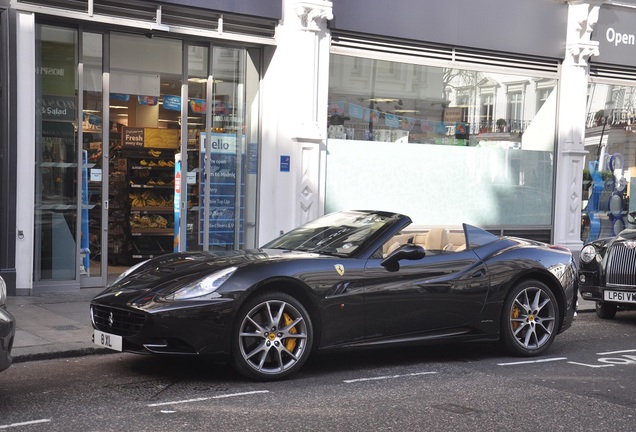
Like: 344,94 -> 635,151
231,292 -> 313,381
595,301 -> 617,319
501,280 -> 559,357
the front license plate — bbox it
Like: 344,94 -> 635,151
93,330 -> 123,351
604,290 -> 636,303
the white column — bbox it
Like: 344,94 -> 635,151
554,1 -> 603,258
15,12 -> 36,294
258,0 -> 332,245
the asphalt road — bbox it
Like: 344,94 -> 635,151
1,310 -> 636,431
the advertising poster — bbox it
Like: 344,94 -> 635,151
174,153 -> 182,251
199,132 -> 245,248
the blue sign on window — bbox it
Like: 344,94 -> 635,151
280,155 -> 290,172
199,132 -> 245,249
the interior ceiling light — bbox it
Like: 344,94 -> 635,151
390,109 -> 420,114
109,105 -> 128,109
187,78 -> 225,83
363,98 -> 400,103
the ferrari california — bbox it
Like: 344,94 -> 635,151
91,210 -> 577,381
579,210 -> 636,319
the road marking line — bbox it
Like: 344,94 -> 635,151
343,371 -> 437,384
147,390 -> 269,407
0,419 -> 51,429
497,357 -> 567,366
568,361 -> 613,368
597,348 -> 636,355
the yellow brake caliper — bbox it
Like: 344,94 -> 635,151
511,305 -> 520,331
283,313 -> 298,351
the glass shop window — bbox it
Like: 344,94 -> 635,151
327,54 -> 558,227
582,82 -> 636,243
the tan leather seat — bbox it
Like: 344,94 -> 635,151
424,228 -> 449,250
382,233 -> 414,257
412,233 -> 427,247
446,231 -> 467,251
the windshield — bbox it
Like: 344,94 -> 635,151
263,211 -> 400,256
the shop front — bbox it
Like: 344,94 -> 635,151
327,0 -> 567,241
583,2 -> 636,243
12,0 -> 280,294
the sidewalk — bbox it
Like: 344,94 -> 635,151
6,287 -> 112,363
5,289 -> 597,363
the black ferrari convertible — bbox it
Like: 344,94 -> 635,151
91,210 -> 577,380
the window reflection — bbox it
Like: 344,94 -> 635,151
327,55 -> 557,227
583,82 -> 636,242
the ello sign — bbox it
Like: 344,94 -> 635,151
205,133 -> 237,154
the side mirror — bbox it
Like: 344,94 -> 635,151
628,210 -> 636,226
380,244 -> 426,272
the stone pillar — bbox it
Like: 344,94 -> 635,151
258,0 -> 332,244
292,1 -> 332,227
554,1 -> 603,258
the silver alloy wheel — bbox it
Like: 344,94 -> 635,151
509,286 -> 556,350
238,299 -> 309,376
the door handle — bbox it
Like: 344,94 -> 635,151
471,269 -> 486,278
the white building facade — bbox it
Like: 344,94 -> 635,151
0,0 -> 630,295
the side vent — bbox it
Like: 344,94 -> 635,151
331,32 -> 560,76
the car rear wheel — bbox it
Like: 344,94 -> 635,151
595,301 -> 617,319
501,280 -> 559,356
231,292 -> 313,381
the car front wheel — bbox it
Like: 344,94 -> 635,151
231,292 -> 313,381
595,301 -> 617,319
501,280 -> 559,356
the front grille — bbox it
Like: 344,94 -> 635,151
606,243 -> 636,287
91,305 -> 146,337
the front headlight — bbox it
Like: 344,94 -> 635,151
580,245 -> 597,264
163,267 -> 237,301
0,276 -> 6,306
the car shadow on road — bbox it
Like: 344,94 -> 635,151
302,341 -> 505,377
115,341 -> 505,384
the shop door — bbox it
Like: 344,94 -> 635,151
181,46 -> 260,252
80,32 -> 107,288
34,25 -> 86,289
106,33 -> 183,269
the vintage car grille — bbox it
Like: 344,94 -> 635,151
606,243 -> 636,287
92,305 -> 146,337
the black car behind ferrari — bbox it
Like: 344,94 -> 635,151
579,211 -> 636,319
91,210 -> 577,380
0,275 -> 15,373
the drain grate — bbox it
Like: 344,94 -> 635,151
52,325 -> 81,331
432,403 -> 481,415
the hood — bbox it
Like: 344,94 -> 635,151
615,228 -> 636,241
605,228 -> 636,248
589,228 -> 636,249
93,249 -> 322,302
